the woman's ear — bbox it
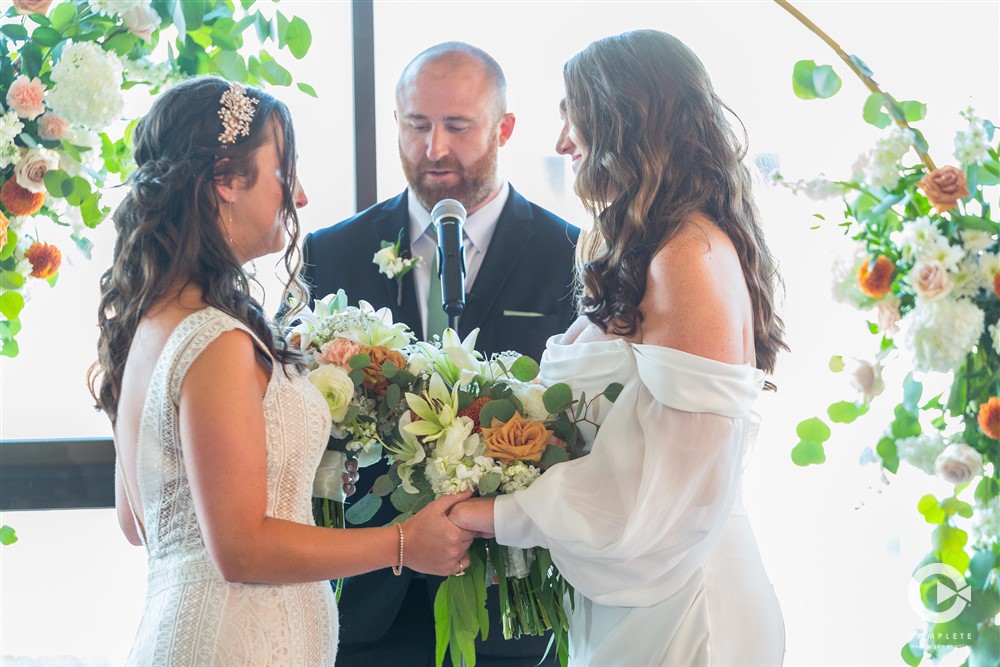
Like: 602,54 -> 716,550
213,158 -> 238,204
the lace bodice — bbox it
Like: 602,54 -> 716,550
127,307 -> 337,666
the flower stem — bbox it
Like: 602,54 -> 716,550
773,0 -> 937,172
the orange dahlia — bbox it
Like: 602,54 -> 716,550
0,178 -> 45,216
0,210 -> 9,250
858,255 -> 895,299
24,241 -> 61,279
458,396 -> 492,433
979,397 -> 1000,440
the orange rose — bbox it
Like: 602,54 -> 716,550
483,412 -> 552,463
359,345 -> 406,395
918,166 -> 969,214
12,0 -> 53,15
979,397 -> 1000,440
0,211 -> 9,251
857,255 -> 895,299
24,241 -> 61,279
1,178 -> 45,216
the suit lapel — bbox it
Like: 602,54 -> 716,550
372,192 -> 421,332
461,187 -> 537,336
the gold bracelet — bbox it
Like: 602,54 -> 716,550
392,523 -> 404,576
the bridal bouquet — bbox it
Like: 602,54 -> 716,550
357,328 -> 621,667
288,290 -> 421,529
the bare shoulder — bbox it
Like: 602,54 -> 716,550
181,327 -> 268,399
639,215 -> 752,364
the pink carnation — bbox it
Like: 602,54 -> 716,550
37,112 -> 69,141
320,337 -> 364,369
6,76 -> 46,121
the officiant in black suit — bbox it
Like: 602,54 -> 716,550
301,43 -> 578,667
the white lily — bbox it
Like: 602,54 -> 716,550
356,300 -> 413,349
412,327 -> 485,387
384,413 -> 427,494
403,374 -> 461,441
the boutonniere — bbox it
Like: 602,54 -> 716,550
373,230 -> 420,306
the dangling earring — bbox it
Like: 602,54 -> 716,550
225,201 -> 236,248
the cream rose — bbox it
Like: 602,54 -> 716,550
509,381 -> 549,420
122,3 -> 160,43
934,443 -> 983,485
308,364 -> 355,423
909,260 -> 953,302
876,294 -> 901,334
846,357 -> 885,402
14,147 -> 60,194
12,0 -> 53,16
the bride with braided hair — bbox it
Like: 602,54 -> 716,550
88,75 -> 474,666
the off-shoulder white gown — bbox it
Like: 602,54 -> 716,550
126,308 -> 337,666
495,336 -> 785,666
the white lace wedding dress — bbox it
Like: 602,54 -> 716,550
125,307 -> 337,666
495,336 -> 785,666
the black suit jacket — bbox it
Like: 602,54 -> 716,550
300,185 -> 579,655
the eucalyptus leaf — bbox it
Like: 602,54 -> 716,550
510,355 -> 540,382
900,100 -> 927,123
283,15 -> 311,59
390,484 -> 420,513
297,81 -> 318,98
903,374 -> 923,414
790,440 -> 826,466
0,525 -> 17,546
811,64 -> 842,98
795,417 -> 831,442
827,401 -> 862,424
479,399 -> 516,427
542,383 -> 573,414
478,471 -> 501,495
603,382 -> 623,402
372,474 -> 395,497
349,353 -> 372,370
540,445 -> 569,467
344,492 -> 381,525
0,337 -> 19,357
1,25 -> 29,41
862,93 -> 892,129
829,355 -> 845,372
0,290 -> 25,321
0,271 -> 25,290
30,26 -> 62,47
791,59 -> 818,100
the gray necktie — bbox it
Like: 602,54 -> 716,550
426,227 -> 448,340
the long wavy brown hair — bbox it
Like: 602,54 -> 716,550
565,30 -> 787,377
88,76 -> 307,424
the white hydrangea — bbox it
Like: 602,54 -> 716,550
980,252 -> 998,292
896,433 -> 948,475
953,106 -> 992,166
898,298 -> 985,372
46,42 -> 124,130
990,322 -> 1000,355
855,128 -> 914,190
424,455 -> 501,495
0,110 -> 24,170
971,496 -> 1000,547
891,216 -> 963,269
88,0 -> 144,16
500,460 -> 541,493
122,57 -> 176,88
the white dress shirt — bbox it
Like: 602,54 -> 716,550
407,181 -> 509,337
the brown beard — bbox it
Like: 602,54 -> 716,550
399,137 -> 500,212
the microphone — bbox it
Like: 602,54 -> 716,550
430,198 -> 467,323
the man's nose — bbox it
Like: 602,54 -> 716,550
426,126 -> 450,162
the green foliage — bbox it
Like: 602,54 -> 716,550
0,0 -> 315,355
792,59 -> 842,99
344,492 -> 381,524
0,525 -> 17,546
509,355 -> 540,382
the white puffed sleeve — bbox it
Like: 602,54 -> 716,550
494,343 -> 764,607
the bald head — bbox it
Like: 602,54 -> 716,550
396,42 -> 507,120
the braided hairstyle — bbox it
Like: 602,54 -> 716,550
89,76 -> 307,424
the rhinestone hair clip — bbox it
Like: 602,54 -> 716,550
217,82 -> 259,145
